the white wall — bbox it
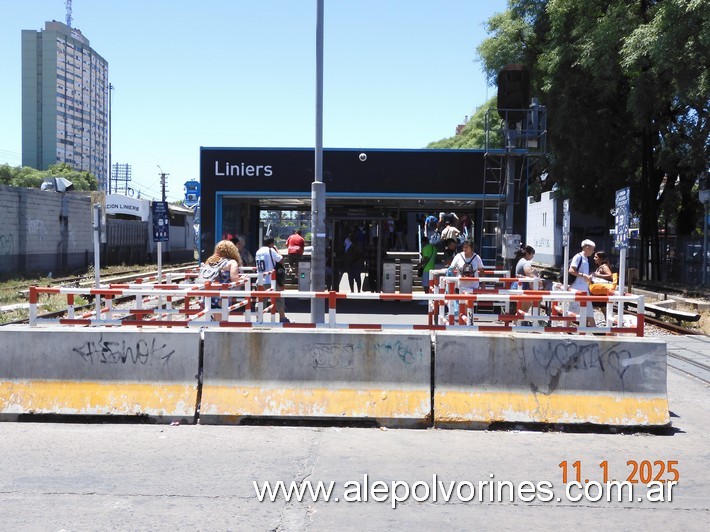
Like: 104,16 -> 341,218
526,191 -> 561,266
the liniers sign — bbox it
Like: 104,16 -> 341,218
105,194 -> 149,221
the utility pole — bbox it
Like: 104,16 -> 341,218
156,165 -> 170,283
310,0 -> 326,323
157,165 -> 169,202
107,83 -> 114,194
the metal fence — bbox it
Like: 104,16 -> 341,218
570,234 -> 707,285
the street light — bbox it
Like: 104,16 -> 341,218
310,0 -> 326,323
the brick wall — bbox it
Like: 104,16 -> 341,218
0,185 -> 93,277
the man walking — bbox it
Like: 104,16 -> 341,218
255,237 -> 289,323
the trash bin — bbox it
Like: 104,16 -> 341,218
298,261 -> 311,292
399,262 -> 413,293
382,262 -> 396,293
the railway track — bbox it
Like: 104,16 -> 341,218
624,310 -> 710,384
621,298 -> 710,383
1,264 -> 198,326
664,336 -> 710,385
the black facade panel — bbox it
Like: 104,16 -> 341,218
199,147 -> 487,258
200,147 -> 485,196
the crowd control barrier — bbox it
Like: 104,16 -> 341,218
200,328 -> 432,427
434,331 -> 669,428
28,281 -> 645,337
0,326 -> 200,421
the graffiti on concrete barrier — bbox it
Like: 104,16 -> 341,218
524,340 -> 636,394
369,340 -> 422,365
531,340 -> 604,373
313,343 -> 354,370
352,338 -> 424,365
72,335 -> 175,366
312,338 -> 425,370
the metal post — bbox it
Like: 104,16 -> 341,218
157,241 -> 162,284
617,246 -> 627,324
108,83 -> 113,194
310,0 -> 326,323
93,204 -> 101,319
504,129 -> 516,237
562,245 -> 570,290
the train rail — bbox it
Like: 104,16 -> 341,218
2,264 -> 198,326
665,336 -> 710,385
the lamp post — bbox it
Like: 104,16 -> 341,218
310,0 -> 326,323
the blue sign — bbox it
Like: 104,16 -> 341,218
614,187 -> 630,249
562,199 -> 570,246
152,201 -> 170,242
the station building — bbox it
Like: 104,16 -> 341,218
199,147 -> 532,286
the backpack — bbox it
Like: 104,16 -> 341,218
428,230 -> 441,247
198,258 -> 229,283
461,254 -> 477,277
567,253 -> 585,281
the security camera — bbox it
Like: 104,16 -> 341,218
358,153 -> 367,162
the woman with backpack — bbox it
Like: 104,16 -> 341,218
201,239 -> 242,284
200,240 -> 242,318
447,238 -> 484,323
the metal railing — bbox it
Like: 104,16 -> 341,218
28,270 -> 644,336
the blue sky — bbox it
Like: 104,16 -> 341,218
0,0 -> 506,201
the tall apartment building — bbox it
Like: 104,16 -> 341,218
22,21 -> 109,189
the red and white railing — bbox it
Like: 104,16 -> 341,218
28,270 -> 644,335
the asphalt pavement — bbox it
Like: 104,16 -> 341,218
0,334 -> 707,531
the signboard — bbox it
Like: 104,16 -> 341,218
152,201 -> 170,243
614,187 -> 630,249
562,199 -> 570,246
106,194 -> 149,221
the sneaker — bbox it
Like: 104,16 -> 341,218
280,317 -> 290,323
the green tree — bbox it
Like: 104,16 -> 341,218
475,0 -> 710,279
0,162 -> 99,191
47,162 -> 99,191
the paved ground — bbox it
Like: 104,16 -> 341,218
0,332 -> 707,530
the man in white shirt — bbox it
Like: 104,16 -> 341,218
568,238 -> 596,327
255,237 -> 289,323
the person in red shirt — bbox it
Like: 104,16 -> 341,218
285,229 -> 306,276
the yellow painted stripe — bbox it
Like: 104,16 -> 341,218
201,385 -> 431,419
0,380 -> 197,416
435,390 -> 669,426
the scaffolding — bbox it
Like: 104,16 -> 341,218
481,100 -> 547,266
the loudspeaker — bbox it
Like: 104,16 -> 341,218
497,64 -> 530,122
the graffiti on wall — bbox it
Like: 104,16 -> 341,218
72,335 -> 176,366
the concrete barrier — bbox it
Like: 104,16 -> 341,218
201,329 -> 432,427
0,326 -> 200,421
434,332 -> 669,428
